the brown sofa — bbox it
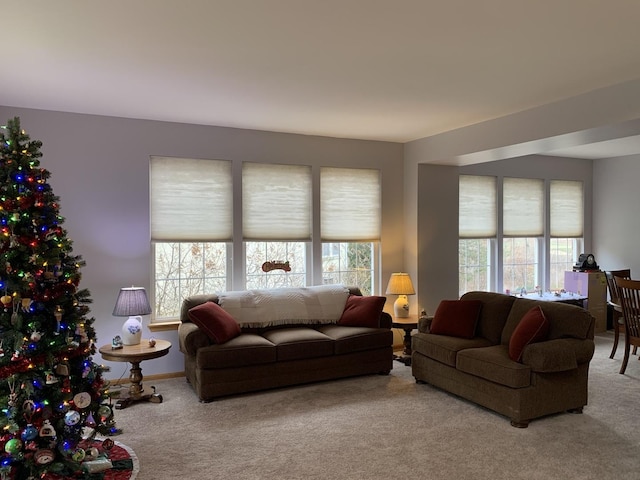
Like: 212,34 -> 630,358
411,291 -> 595,427
178,287 -> 393,401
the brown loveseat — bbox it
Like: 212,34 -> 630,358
178,285 -> 393,401
412,291 -> 595,427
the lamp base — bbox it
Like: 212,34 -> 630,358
394,295 -> 410,318
122,316 -> 143,346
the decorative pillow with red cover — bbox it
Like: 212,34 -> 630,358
429,300 -> 483,339
508,306 -> 550,362
338,295 -> 386,328
188,301 -> 241,344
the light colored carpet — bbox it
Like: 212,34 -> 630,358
110,333 -> 639,480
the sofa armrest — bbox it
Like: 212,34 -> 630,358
522,338 -> 595,373
178,322 -> 212,356
379,311 -> 392,329
418,315 -> 433,333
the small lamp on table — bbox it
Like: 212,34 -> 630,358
386,273 -> 416,318
112,286 -> 152,346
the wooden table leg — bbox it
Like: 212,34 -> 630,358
114,361 -> 164,409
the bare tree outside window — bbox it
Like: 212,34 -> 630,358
322,242 -> 374,295
459,239 -> 490,295
154,242 -> 227,319
245,242 -> 307,289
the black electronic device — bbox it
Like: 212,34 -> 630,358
573,253 -> 599,272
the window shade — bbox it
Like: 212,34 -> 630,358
321,167 -> 381,241
503,177 -> 544,237
150,156 -> 232,241
459,175 -> 497,238
242,162 -> 312,241
550,180 -> 583,237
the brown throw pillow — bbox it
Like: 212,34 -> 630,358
509,306 -> 549,362
429,300 -> 482,339
338,295 -> 386,327
188,301 -> 241,344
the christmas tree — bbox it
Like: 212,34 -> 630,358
0,117 -> 119,480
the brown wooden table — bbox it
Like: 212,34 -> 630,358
99,339 -> 171,409
392,316 -> 418,366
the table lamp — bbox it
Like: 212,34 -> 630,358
386,273 -> 416,318
113,286 -> 152,346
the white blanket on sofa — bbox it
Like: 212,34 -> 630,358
218,285 -> 350,328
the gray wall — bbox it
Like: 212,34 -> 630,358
593,155 -> 640,274
0,106 -> 404,377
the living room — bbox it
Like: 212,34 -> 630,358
1,2 -> 640,479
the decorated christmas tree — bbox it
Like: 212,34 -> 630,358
0,118 -> 119,480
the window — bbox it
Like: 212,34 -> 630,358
459,175 -> 496,295
150,158 -> 381,320
150,157 -> 232,320
320,167 -> 381,296
502,178 -> 544,293
322,242 -> 376,295
154,242 -> 227,319
549,180 -> 584,290
458,175 -> 584,296
245,241 -> 307,289
458,239 -> 491,295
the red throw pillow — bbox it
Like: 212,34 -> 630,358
429,300 -> 482,339
509,306 -> 550,362
188,301 -> 241,344
338,295 -> 386,327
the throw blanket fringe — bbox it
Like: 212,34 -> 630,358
218,285 -> 350,328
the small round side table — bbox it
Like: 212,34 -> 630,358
99,339 -> 171,409
391,316 -> 418,366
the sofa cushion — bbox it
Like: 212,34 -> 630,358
430,300 -> 482,339
318,325 -> 392,355
337,295 -> 386,327
508,306 -> 550,362
196,334 -> 276,369
457,345 -> 531,388
188,301 -> 241,344
460,291 -> 517,344
412,332 -> 493,367
262,327 -> 334,361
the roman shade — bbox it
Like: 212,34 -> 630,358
459,175 -> 497,238
242,162 -> 312,241
550,180 -> 583,237
503,177 -> 544,237
320,167 -> 381,241
150,156 -> 233,241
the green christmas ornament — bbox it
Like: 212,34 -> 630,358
5,438 -> 23,455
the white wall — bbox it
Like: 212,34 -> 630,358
593,155 -> 640,274
0,106 -> 404,377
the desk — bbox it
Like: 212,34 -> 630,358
99,339 -> 171,409
392,316 -> 418,366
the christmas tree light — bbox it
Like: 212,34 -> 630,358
0,117 -> 119,480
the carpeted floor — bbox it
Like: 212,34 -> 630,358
110,332 -> 639,480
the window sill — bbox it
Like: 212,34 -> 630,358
148,320 -> 180,332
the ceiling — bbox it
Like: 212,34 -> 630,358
3,1 -> 640,160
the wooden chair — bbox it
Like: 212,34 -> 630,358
605,269 -> 631,359
613,277 -> 640,374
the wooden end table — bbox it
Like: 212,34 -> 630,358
392,316 -> 418,366
99,339 -> 171,409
